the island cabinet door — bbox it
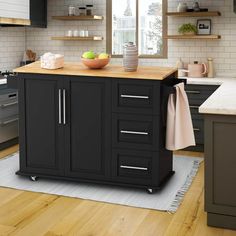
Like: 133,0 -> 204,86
64,77 -> 111,180
19,76 -> 64,176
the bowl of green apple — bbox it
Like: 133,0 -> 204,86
81,51 -> 110,69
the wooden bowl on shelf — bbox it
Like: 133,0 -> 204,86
81,57 -> 110,69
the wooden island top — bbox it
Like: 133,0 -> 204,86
14,61 -> 177,81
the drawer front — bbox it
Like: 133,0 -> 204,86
189,104 -> 203,120
0,98 -> 18,119
192,119 -> 204,144
185,84 -> 219,106
112,80 -> 160,115
112,149 -> 153,185
0,115 -> 18,143
112,114 -> 159,151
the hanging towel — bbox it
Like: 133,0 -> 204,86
166,82 -> 196,151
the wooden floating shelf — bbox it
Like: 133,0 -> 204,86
51,36 -> 104,41
166,35 -> 221,40
166,11 -> 221,17
52,15 -> 104,21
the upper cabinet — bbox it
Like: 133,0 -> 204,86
30,0 -> 47,28
0,0 -> 30,25
0,0 -> 47,27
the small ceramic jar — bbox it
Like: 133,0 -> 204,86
177,3 -> 188,12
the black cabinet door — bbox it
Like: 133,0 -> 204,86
64,77 -> 111,180
30,0 -> 47,28
19,77 -> 64,175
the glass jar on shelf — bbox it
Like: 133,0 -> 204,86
86,5 -> 93,16
79,7 -> 86,16
68,5 -> 76,16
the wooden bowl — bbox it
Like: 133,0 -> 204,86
81,57 -> 110,69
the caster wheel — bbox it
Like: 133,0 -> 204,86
30,176 -> 38,181
147,188 -> 154,194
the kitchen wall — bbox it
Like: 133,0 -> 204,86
26,0 -> 106,62
25,0 -> 236,77
0,27 -> 25,71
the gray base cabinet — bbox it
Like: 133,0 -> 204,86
15,73 -> 180,192
204,114 -> 236,230
184,84 -> 219,152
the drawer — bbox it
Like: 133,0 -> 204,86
189,104 -> 203,120
0,115 -> 19,143
112,80 -> 160,115
112,113 -> 159,151
112,149 -> 153,185
192,119 -> 204,144
0,98 -> 18,119
185,84 -> 219,106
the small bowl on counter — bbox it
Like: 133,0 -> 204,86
81,56 -> 110,69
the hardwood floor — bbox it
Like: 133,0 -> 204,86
0,146 -> 235,236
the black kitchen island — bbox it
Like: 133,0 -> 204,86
11,62 -> 180,193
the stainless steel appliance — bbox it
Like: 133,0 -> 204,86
0,71 -> 18,150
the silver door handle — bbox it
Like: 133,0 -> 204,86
58,89 -> 62,124
120,165 -> 148,171
189,105 -> 199,109
0,101 -> 18,108
1,117 -> 19,126
120,95 -> 149,99
120,130 -> 149,135
193,128 -> 200,132
186,90 -> 201,94
63,89 -> 66,125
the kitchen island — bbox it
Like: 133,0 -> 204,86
199,79 -> 236,230
12,61 -> 180,193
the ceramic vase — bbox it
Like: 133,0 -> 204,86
123,42 -> 138,72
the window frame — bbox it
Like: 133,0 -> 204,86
106,0 -> 168,59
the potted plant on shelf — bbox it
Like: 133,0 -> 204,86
178,23 -> 197,35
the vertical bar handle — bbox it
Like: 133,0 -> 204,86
58,89 -> 62,124
63,89 -> 66,125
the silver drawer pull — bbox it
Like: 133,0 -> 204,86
1,117 -> 19,126
190,105 -> 199,109
193,128 -> 200,132
120,165 -> 148,171
120,130 -> 149,135
186,90 -> 201,94
0,101 -> 18,108
120,95 -> 149,99
58,89 -> 62,124
63,89 -> 66,125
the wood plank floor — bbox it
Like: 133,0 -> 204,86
0,145 -> 235,236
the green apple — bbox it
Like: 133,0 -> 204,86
82,51 -> 95,59
98,53 -> 109,59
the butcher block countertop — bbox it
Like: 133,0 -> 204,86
14,61 -> 177,81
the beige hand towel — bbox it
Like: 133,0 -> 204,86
166,82 -> 196,151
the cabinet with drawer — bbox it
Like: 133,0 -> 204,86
111,77 -> 183,192
14,71 -> 180,193
185,84 -> 219,151
0,87 -> 19,149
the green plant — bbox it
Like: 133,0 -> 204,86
178,23 -> 197,34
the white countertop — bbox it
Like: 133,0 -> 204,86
183,77 -> 236,115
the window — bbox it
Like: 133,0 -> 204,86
106,0 -> 167,58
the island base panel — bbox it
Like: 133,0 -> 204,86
207,213 -> 236,230
15,170 -> 175,192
